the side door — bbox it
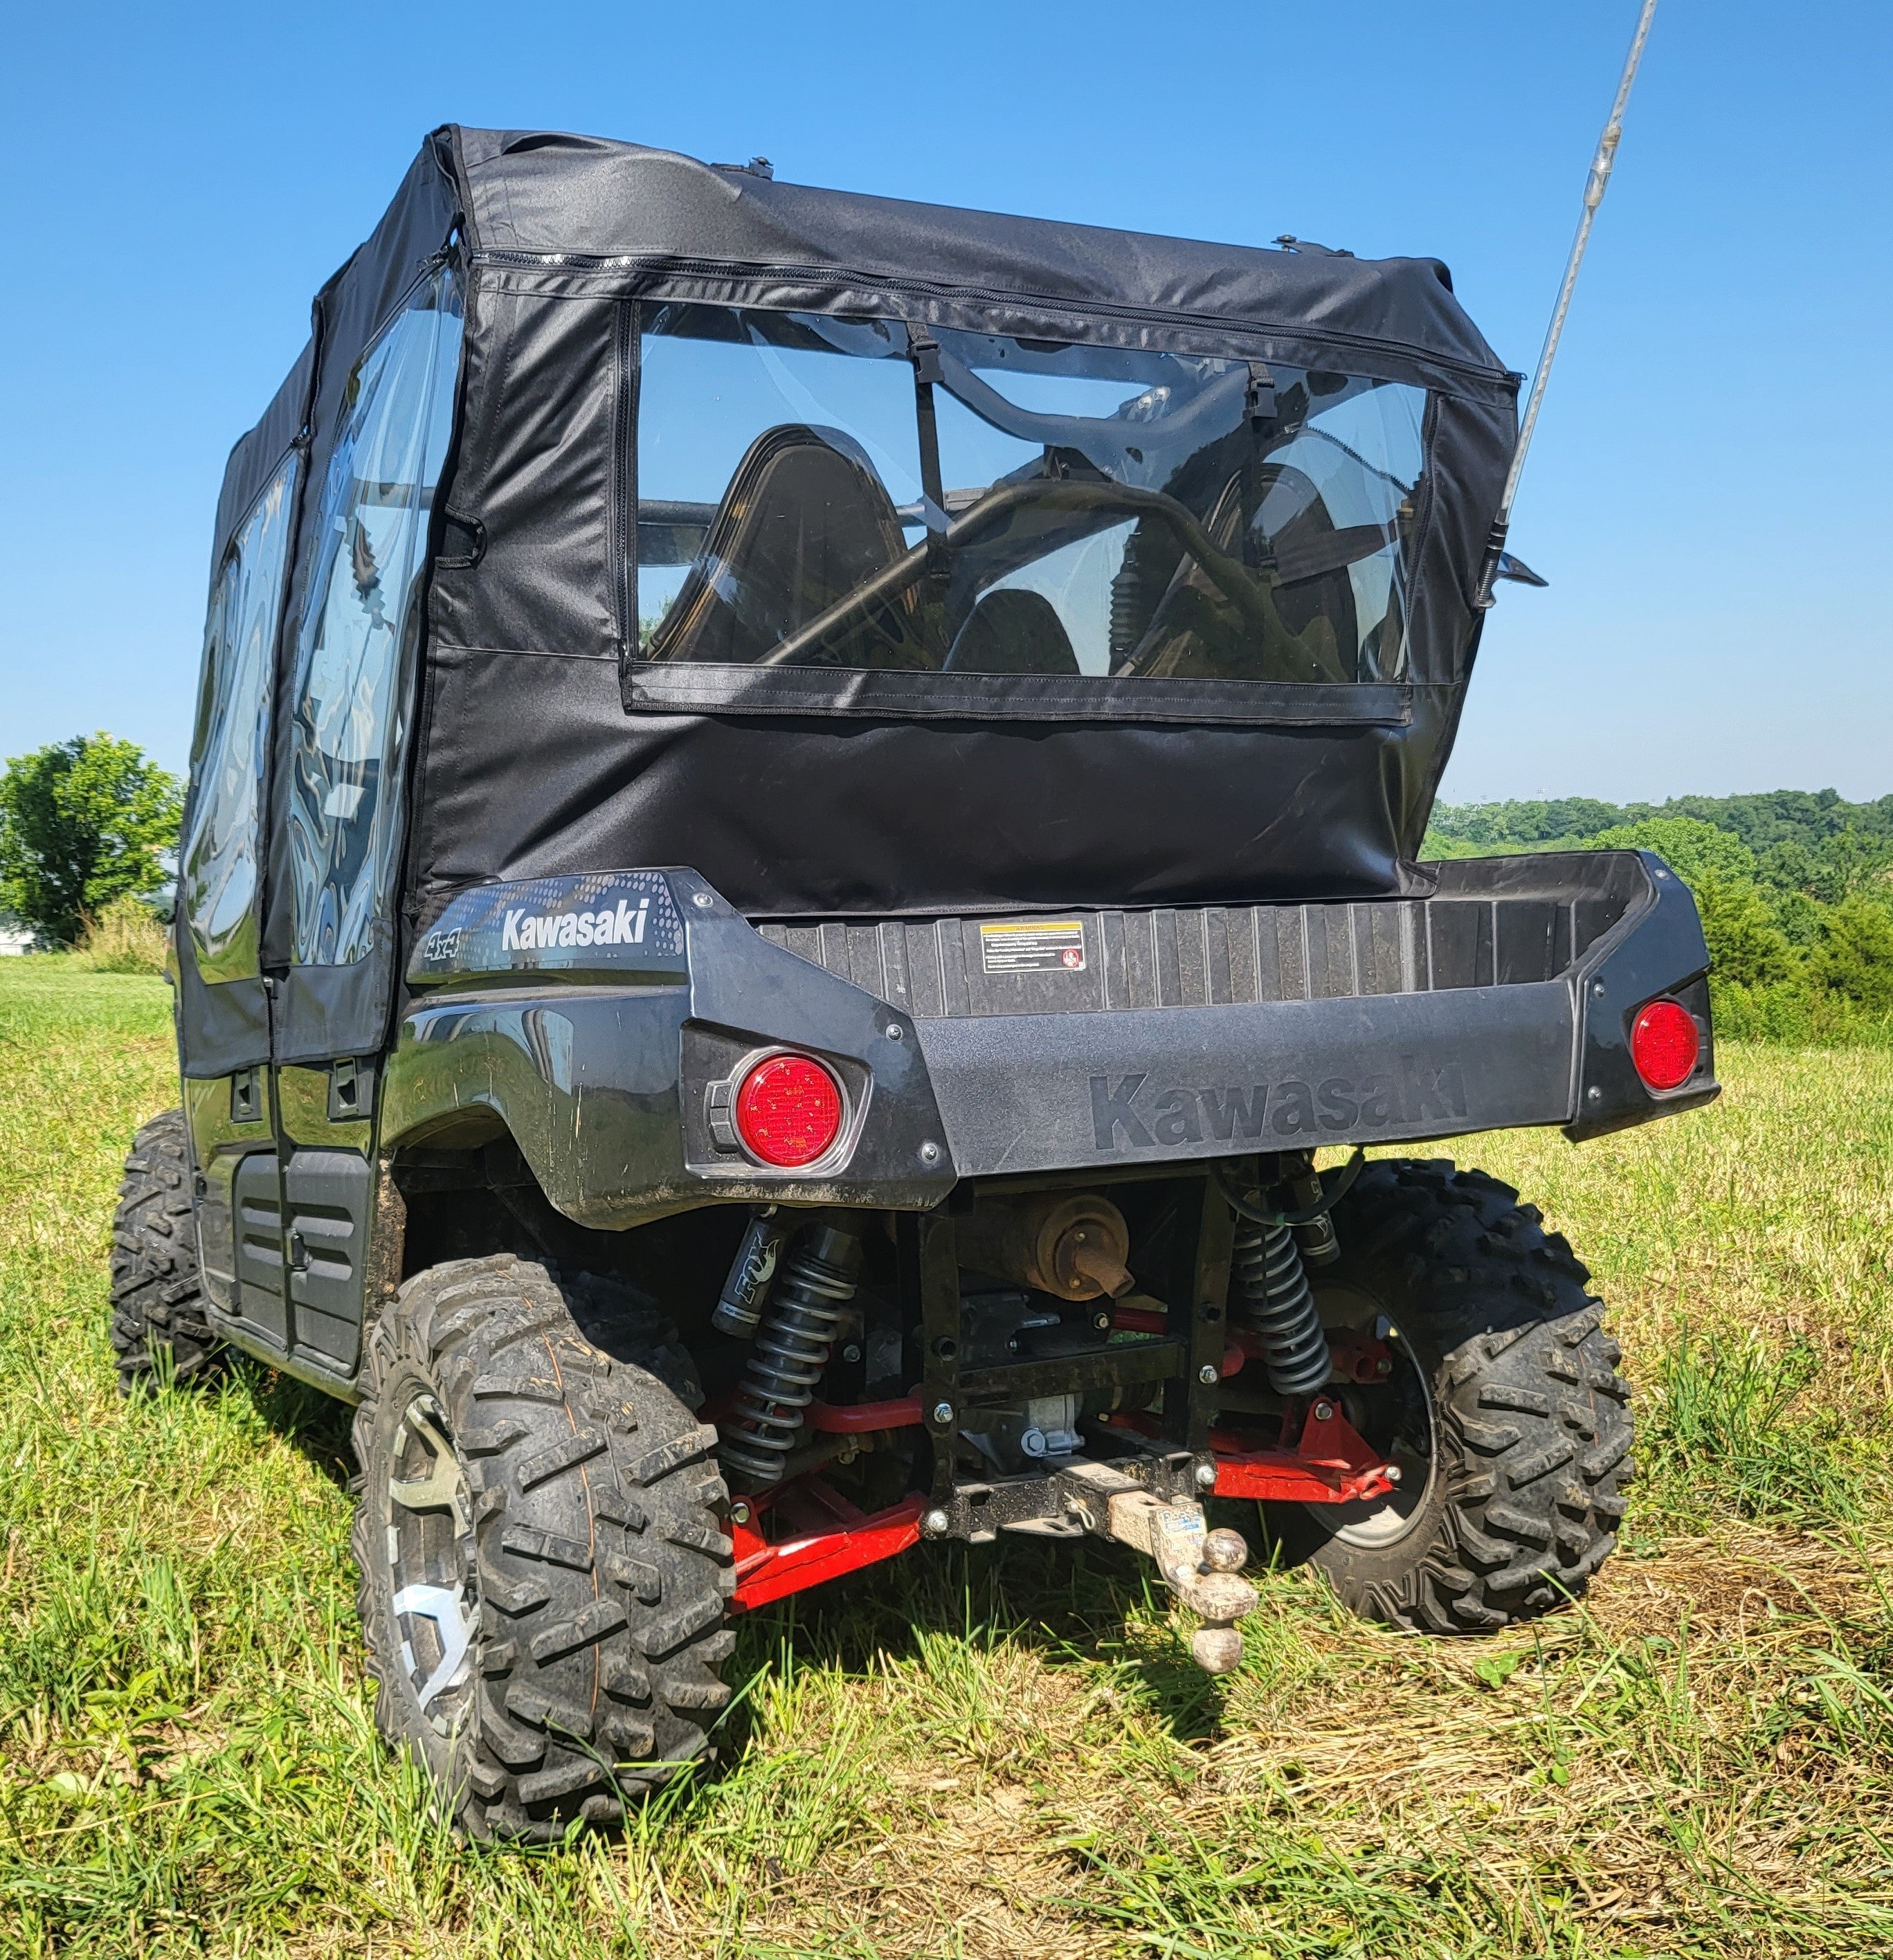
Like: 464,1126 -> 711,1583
176,451 -> 300,1345
268,262 -> 464,1379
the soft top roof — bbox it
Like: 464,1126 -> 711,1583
183,125 -> 1522,1077
446,127 -> 1512,395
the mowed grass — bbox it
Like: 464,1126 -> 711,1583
1,960 -> 1891,1959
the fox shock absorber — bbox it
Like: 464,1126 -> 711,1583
718,1224 -> 863,1486
1216,1152 -> 1359,1397
710,1206 -> 796,1339
1231,1220 -> 1332,1397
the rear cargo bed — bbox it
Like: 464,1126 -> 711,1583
759,854 -> 1643,1019
760,852 -> 1716,1174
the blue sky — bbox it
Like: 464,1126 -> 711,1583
2,0 -> 1887,804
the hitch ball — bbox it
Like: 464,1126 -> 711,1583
1202,1527 -> 1249,1572
1191,1624 -> 1247,1675
1064,1462 -> 1260,1676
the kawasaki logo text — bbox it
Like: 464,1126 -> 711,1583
501,898 -> 649,953
1089,1060 -> 1468,1150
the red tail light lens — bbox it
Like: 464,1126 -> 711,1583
1630,999 -> 1699,1091
734,1054 -> 844,1168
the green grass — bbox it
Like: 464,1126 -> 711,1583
2,959 -> 1891,1957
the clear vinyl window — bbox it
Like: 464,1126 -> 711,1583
637,307 -> 928,665
182,451 -> 298,982
286,261 -> 462,966
633,305 -> 1428,687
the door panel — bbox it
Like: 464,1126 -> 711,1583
283,1150 -> 374,1371
183,1074 -> 271,1318
275,1062 -> 377,1376
233,1152 -> 290,1343
273,263 -> 462,1064
176,450 -> 300,1082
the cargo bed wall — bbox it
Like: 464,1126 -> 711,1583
752,851 -> 1685,1175
757,852 -> 1643,1015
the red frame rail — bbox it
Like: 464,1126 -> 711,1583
731,1482 -> 925,1610
728,1324 -> 1400,1609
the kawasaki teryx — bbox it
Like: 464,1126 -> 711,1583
116,125 -> 1714,1838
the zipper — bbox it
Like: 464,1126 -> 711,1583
612,300 -> 637,656
468,249 -> 1513,391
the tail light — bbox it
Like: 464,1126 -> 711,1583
1629,998 -> 1699,1091
734,1053 -> 844,1167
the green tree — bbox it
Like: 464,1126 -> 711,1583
0,735 -> 183,946
1585,817 -> 1800,993
1585,815 -> 1761,889
1696,878 -> 1800,990
1814,893 -> 1893,1013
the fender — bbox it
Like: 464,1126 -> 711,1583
383,869 -> 954,1229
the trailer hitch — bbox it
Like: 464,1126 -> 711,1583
1061,1461 -> 1258,1673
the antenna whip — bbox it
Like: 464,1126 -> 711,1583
1479,0 -> 1659,604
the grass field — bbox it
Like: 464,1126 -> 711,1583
1,960 -> 1890,1958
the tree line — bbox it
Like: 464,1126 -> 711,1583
1427,792 -> 1893,1044
0,736 -> 180,950
3,737 -> 1886,1044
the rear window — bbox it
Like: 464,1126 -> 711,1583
633,305 -> 1427,688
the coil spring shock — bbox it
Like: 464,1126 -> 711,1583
1231,1220 -> 1332,1398
718,1224 -> 862,1487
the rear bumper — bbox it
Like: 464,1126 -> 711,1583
821,846 -> 1718,1174
917,981 -> 1573,1176
390,850 -> 1715,1226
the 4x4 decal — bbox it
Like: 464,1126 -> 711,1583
1089,1060 -> 1468,1150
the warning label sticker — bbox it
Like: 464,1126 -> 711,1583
979,919 -> 1087,974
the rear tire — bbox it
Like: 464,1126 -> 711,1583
109,1109 -> 224,1392
1262,1159 -> 1633,1631
352,1254 -> 734,1840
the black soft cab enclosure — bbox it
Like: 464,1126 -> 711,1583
137,126 -> 1714,1838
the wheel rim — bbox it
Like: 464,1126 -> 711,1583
383,1393 -> 478,1736
1310,1313 -> 1438,1550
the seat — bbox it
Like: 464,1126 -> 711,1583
944,587 -> 1080,675
644,424 -> 929,668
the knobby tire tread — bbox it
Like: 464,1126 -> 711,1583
109,1108 -> 224,1392
1287,1158 -> 1633,1634
352,1253 -> 734,1841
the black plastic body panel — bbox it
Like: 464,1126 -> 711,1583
916,983 -> 1572,1176
387,871 -> 954,1228
183,1073 -> 270,1315
230,1150 -> 289,1340
281,1150 -> 372,1371
1565,858 -> 1719,1138
382,853 -> 1716,1227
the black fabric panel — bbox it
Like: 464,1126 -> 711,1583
1402,393 -> 1514,687
275,953 -> 397,1068
449,129 -> 1508,393
260,136 -> 459,1061
210,342 -> 315,578
467,263 -> 1510,405
427,285 -> 618,662
175,960 -> 270,1080
407,646 -> 1451,923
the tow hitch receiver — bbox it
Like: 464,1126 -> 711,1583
1062,1462 -> 1259,1674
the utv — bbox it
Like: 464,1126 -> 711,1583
117,127 -> 1716,1838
